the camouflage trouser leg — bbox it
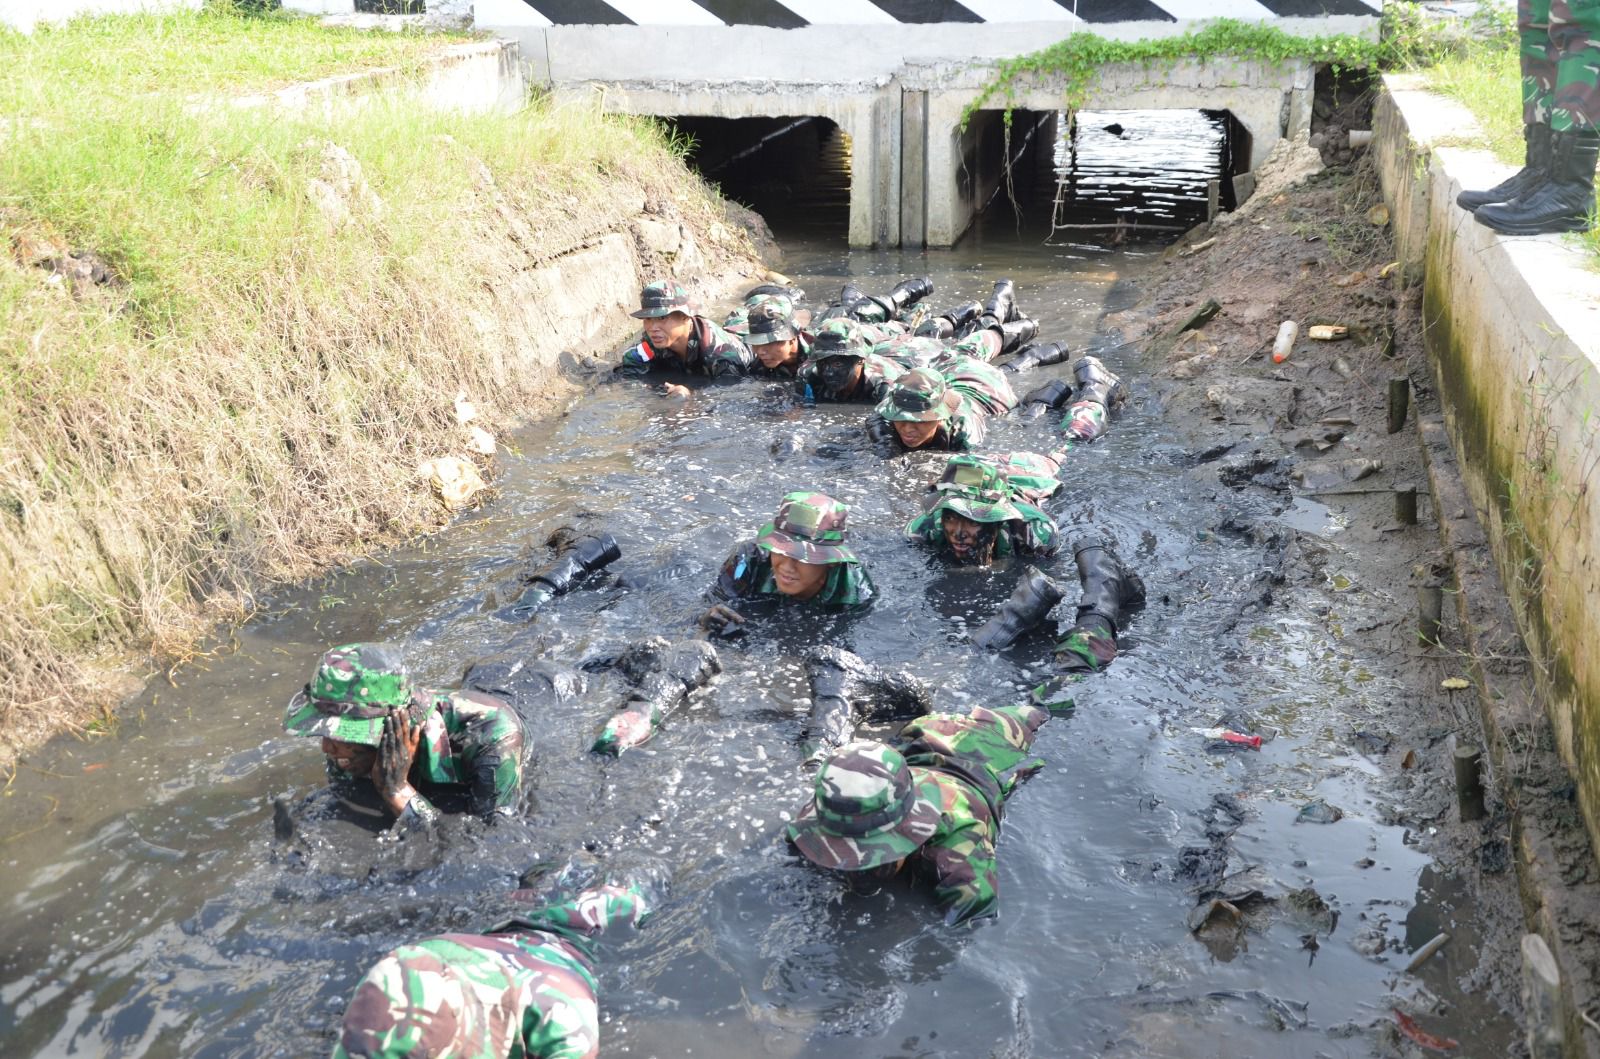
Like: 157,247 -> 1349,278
1522,0 -> 1600,129
949,329 -> 1003,363
1028,616 -> 1118,713
1550,0 -> 1600,129
1060,399 -> 1109,446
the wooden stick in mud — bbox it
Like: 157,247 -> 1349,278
1388,377 -> 1410,434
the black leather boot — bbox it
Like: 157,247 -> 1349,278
971,567 -> 1065,650
916,300 -> 983,339
1072,354 -> 1125,407
886,276 -> 934,313
1072,538 -> 1145,636
975,278 -> 1018,330
1018,378 -> 1073,419
1003,341 -> 1070,374
1475,128 -> 1600,235
1457,123 -> 1551,211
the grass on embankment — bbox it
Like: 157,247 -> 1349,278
0,12 -> 753,761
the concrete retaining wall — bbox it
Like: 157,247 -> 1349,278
1373,77 -> 1600,870
228,39 -> 525,116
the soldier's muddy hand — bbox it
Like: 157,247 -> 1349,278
372,708 -> 422,817
697,603 -> 746,638
662,382 -> 692,399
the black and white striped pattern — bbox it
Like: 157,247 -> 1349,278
504,0 -> 1381,27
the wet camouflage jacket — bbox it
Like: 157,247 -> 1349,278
618,316 -> 754,380
327,688 -> 525,827
897,703 -> 1049,924
711,541 -> 874,608
334,883 -> 648,1059
904,497 -> 1059,559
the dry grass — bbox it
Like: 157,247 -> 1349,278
0,14 -> 752,761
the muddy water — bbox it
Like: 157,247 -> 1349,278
0,120 -> 1519,1059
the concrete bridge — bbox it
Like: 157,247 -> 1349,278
478,0 -> 1384,247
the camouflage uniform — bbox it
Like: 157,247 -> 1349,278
871,361 -> 1018,453
618,279 -> 753,381
283,644 -> 527,829
333,882 -> 649,1059
711,492 -> 874,608
1519,0 -> 1600,131
786,703 -> 1049,925
794,318 -> 914,404
904,453 -> 1062,561
742,293 -> 814,379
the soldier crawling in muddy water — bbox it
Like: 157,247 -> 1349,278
616,278 -> 754,395
333,866 -> 659,1059
282,643 -> 528,832
904,452 -> 1065,565
785,538 -> 1145,924
698,491 -> 873,637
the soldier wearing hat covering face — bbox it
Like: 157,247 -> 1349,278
794,319 -> 918,405
282,643 -> 527,830
786,701 -> 1050,925
618,278 -> 754,394
700,491 -> 874,635
905,453 -> 1063,565
334,878 -> 652,1059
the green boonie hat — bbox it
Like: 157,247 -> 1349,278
724,305 -> 750,335
746,294 -> 798,343
807,318 -> 869,361
756,491 -> 858,565
787,741 -> 941,870
283,642 -> 413,747
630,278 -> 692,319
876,368 -> 960,423
925,489 -> 1024,526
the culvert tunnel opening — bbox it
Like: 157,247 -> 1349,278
973,108 -> 1248,249
666,115 -> 850,244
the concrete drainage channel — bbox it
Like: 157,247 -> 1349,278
1376,76 -> 1600,1058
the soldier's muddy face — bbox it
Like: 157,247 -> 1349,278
819,356 -> 863,396
893,420 -> 940,449
753,337 -> 801,372
321,737 -> 377,778
644,311 -> 694,355
940,511 -> 999,565
770,552 -> 830,599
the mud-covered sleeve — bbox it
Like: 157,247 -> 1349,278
709,542 -> 764,603
455,692 -> 527,819
925,817 -> 999,926
1016,508 -> 1060,558
706,335 -> 755,382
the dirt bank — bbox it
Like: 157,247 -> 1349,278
1102,87 -> 1576,1048
1,91 -> 771,766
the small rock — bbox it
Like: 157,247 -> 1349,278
1297,800 -> 1344,825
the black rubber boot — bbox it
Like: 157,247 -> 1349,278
1072,539 -> 1145,636
971,567 -> 1065,650
993,318 -> 1039,357
975,278 -> 1018,330
885,276 -> 934,313
1475,128 -> 1600,235
1457,123 -> 1551,211
916,300 -> 983,339
801,647 -> 932,766
1072,354 -> 1125,407
514,533 -> 621,615
1018,378 -> 1073,419
1003,341 -> 1071,374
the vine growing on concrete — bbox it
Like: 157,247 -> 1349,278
959,6 -> 1488,131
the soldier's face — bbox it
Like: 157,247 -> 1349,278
893,420 -> 940,449
941,511 -> 998,565
754,337 -> 801,371
321,737 -> 377,777
644,311 -> 694,353
818,356 -> 863,396
770,552 -> 830,599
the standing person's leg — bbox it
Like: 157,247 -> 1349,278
1478,0 -> 1600,232
1458,0 -> 1559,210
